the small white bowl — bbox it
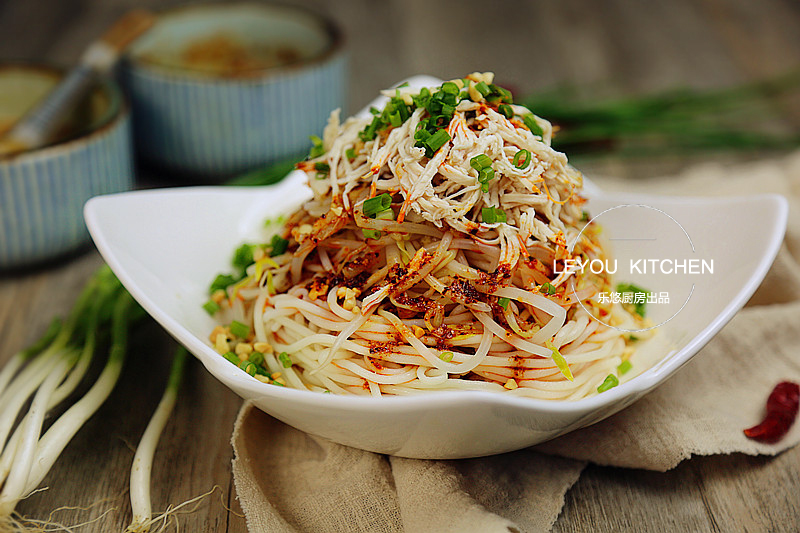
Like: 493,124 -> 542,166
85,165 -> 786,458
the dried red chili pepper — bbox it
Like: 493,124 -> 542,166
744,381 -> 800,444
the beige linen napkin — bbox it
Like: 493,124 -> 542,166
232,152 -> 800,533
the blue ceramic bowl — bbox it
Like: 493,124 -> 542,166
0,65 -> 133,269
121,2 -> 347,179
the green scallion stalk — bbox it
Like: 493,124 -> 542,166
498,297 -> 510,310
239,360 -> 257,377
513,149 -> 531,169
470,154 -> 492,171
127,347 -> 189,533
21,290 -> 135,498
375,208 -> 394,221
248,351 -> 265,366
363,194 -> 393,217
540,283 -> 557,295
481,207 -> 507,224
617,282 -> 650,317
230,320 -> 250,339
523,114 -> 544,136
498,104 -> 514,119
209,274 -> 237,294
363,229 -> 382,240
424,129 -> 451,155
478,167 -> 495,184
202,300 -> 220,316
617,360 -> 633,375
269,235 -> 289,256
278,352 -> 292,368
474,81 -> 490,96
597,374 -> 620,393
308,135 -> 325,158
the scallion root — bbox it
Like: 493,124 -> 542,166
0,266 -> 141,523
126,347 -> 189,533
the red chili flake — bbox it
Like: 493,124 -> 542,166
743,381 -> 800,444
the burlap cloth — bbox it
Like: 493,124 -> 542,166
231,152 -> 800,533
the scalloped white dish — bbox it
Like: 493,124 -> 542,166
85,167 -> 786,458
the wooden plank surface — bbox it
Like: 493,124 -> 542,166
1,0 -> 799,531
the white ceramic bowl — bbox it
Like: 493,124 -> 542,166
85,167 -> 786,458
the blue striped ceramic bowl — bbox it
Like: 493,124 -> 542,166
120,2 -> 347,179
0,64 -> 133,269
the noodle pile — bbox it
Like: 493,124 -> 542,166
206,73 -> 650,400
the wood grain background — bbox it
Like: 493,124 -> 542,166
1,0 -> 799,531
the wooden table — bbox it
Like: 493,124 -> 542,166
1,0 -> 799,531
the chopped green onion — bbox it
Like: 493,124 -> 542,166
239,360 -> 257,377
478,167 -> 495,183
363,229 -> 382,240
363,194 -> 392,217
523,115 -> 543,136
278,351 -> 292,368
470,154 -> 493,171
309,135 -> 325,158
232,244 -> 255,275
545,340 -> 573,381
422,129 -> 451,155
414,128 -> 431,144
202,300 -> 220,316
617,282 -> 651,317
580,210 -> 590,222
540,282 -> 557,295
223,352 -> 240,366
439,351 -> 454,362
375,208 -> 394,221
489,84 -> 513,103
498,104 -> 514,119
474,81 -> 490,96
345,147 -> 357,159
359,117 -> 381,141
314,162 -> 330,179
248,351 -> 265,366
230,320 -> 250,339
269,235 -> 289,256
209,273 -> 236,294
597,374 -> 620,393
481,206 -> 507,224
513,149 -> 531,169
272,380 -> 285,386
617,360 -> 633,375
498,297 -> 510,310
441,81 -> 460,95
